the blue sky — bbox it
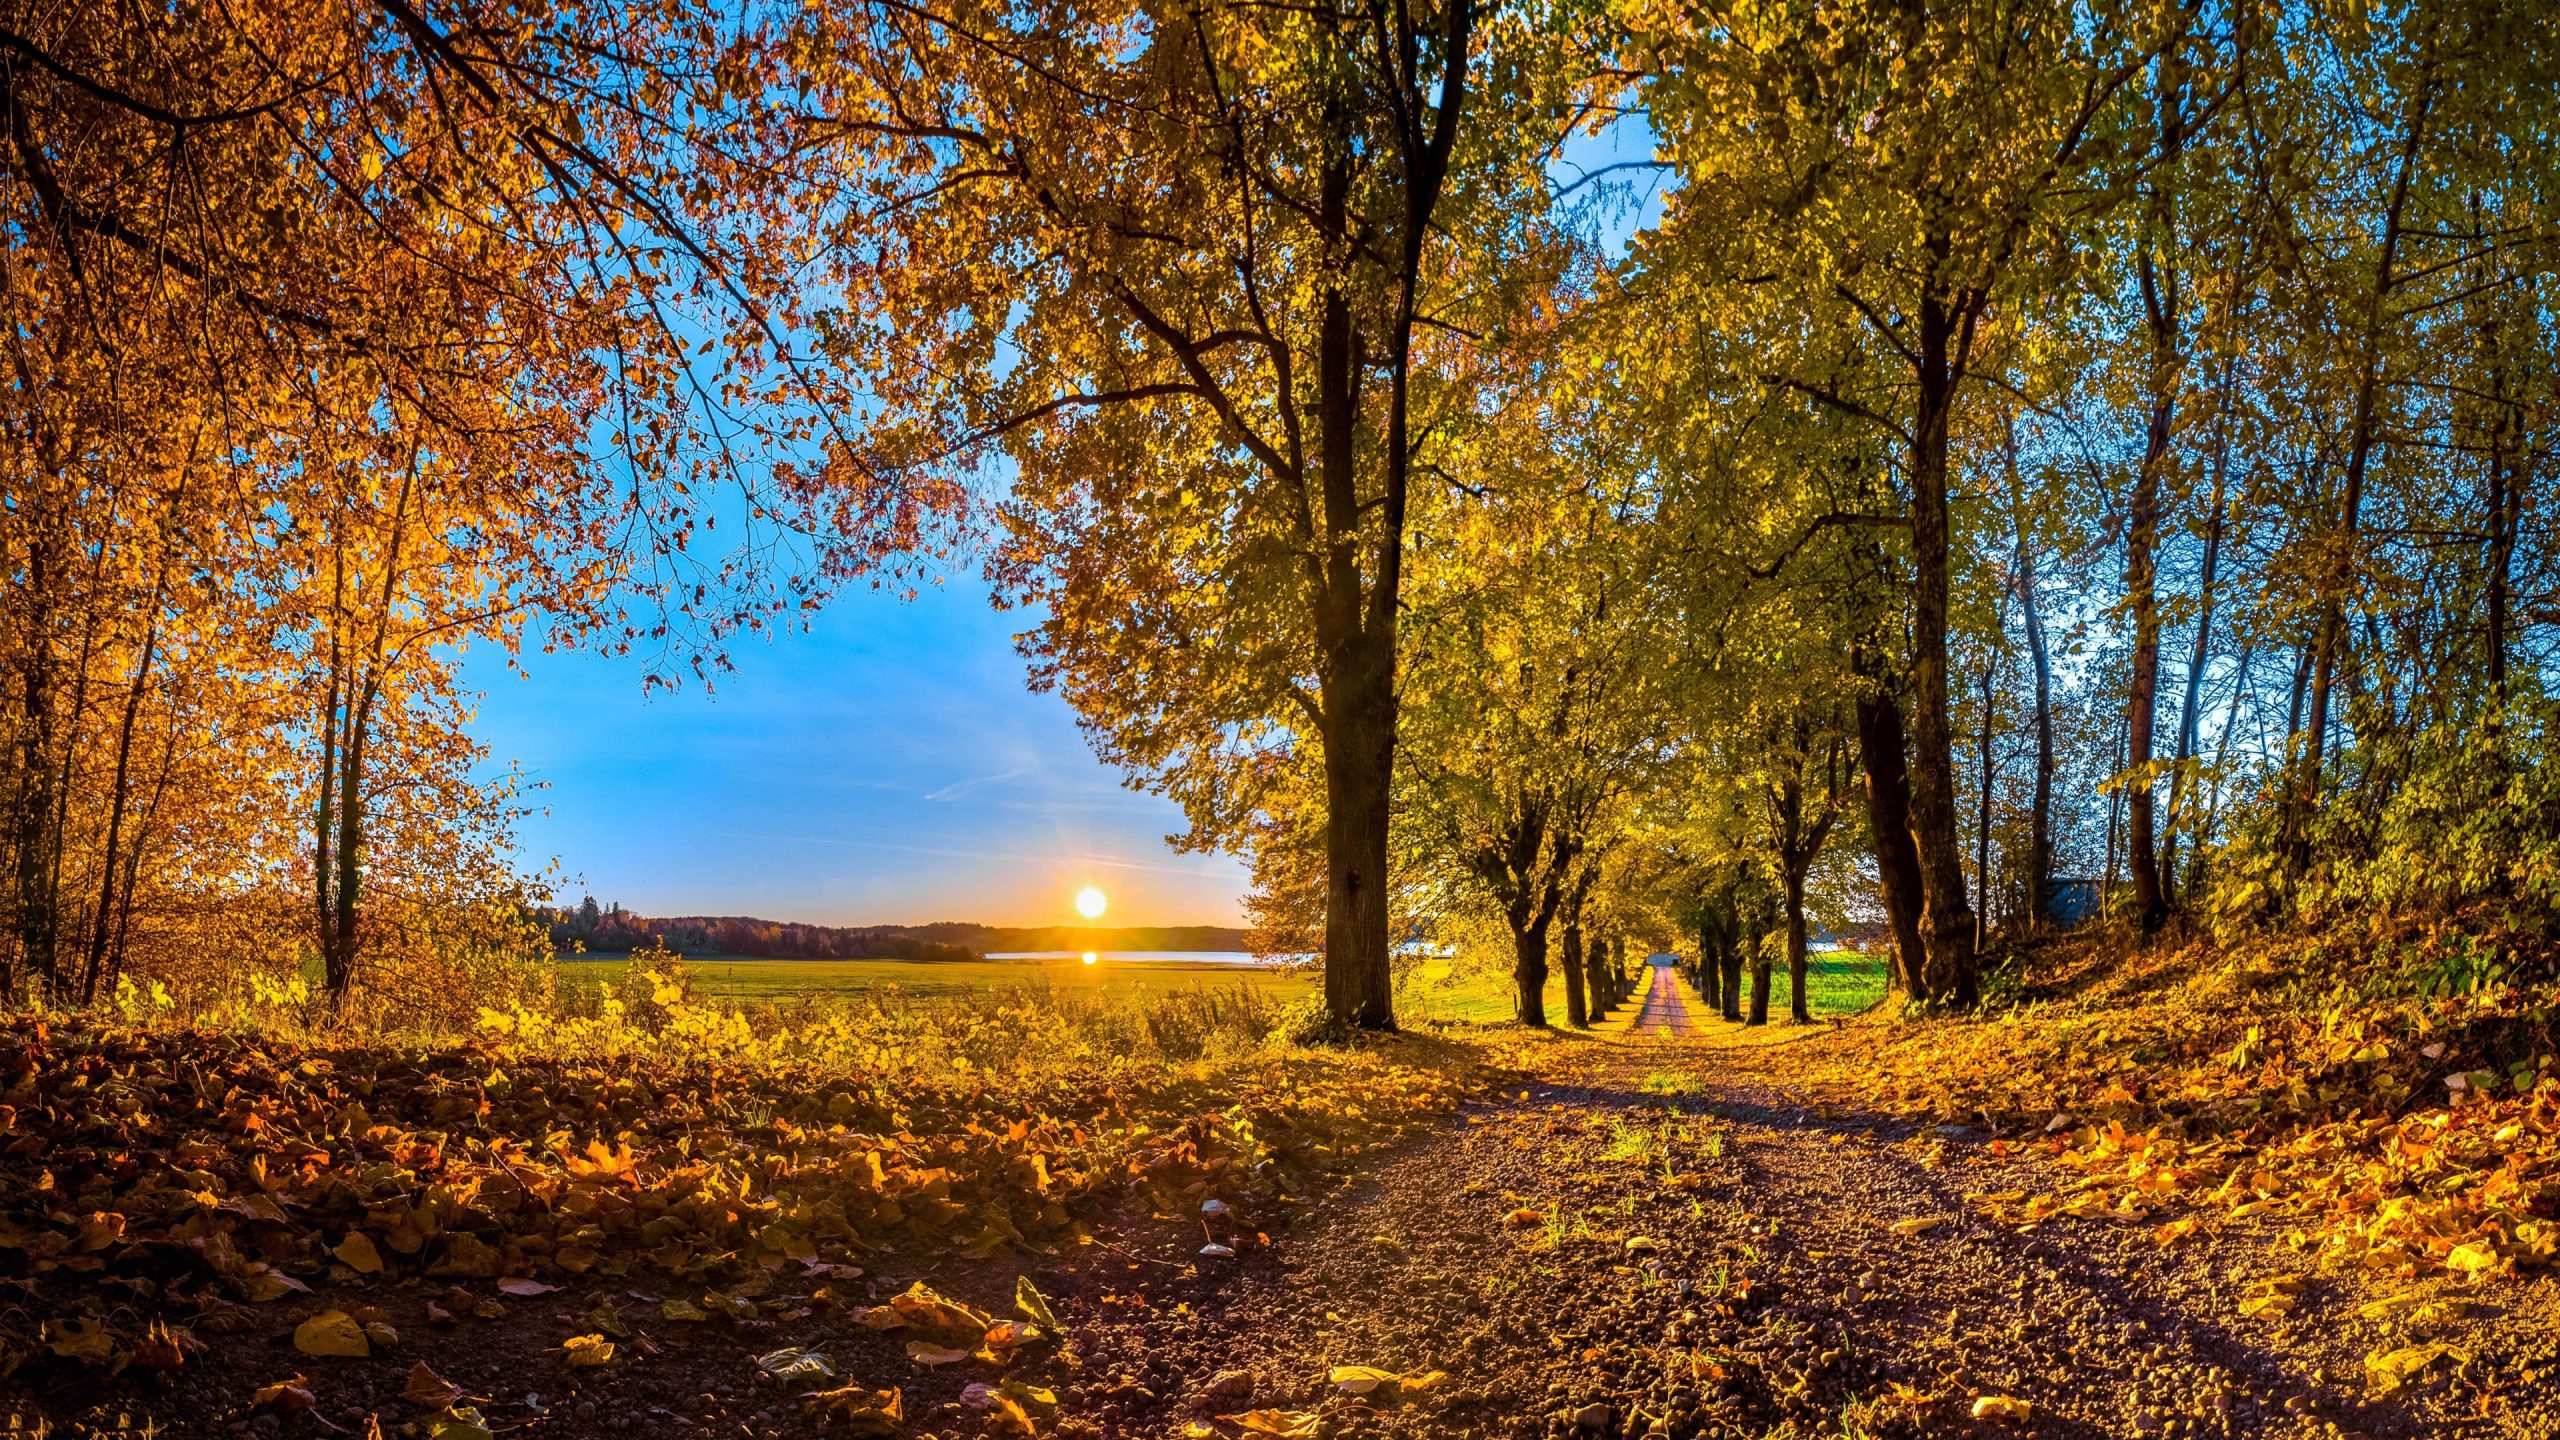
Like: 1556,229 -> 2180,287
462,579 -> 1251,928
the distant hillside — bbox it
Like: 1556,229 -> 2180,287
544,905 -> 1248,962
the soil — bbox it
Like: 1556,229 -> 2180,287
18,965 -> 2555,1439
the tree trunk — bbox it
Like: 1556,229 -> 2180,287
110,730 -> 179,988
2103,711 -> 2126,903
2004,425 -> 2056,929
1747,938 -> 1771,1027
2123,56 -> 2187,934
1695,905 -> 1724,1015
1782,865 -> 1810,1024
10,531 -> 59,997
1716,884 -> 1744,1019
1560,914 -> 1589,1028
1906,285 -> 1979,1005
1311,214 -> 1403,1026
1316,0 -> 1464,1029
83,589 -> 165,1003
326,678 -> 374,1004
1855,680 -> 1928,996
2124,358 -> 2171,933
2301,68 -> 2433,858
2482,356 -> 2519,720
1511,909 -> 1552,1028
2019,553 -> 2055,925
1319,671 -> 1397,1027
1975,656 -> 1998,946
2187,638 -> 2254,895
2161,421 -> 2230,906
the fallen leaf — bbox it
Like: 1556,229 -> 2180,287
2238,1274 -> 2306,1318
981,1320 -> 1040,1351
1501,1208 -> 1543,1229
805,1384 -> 903,1435
497,1277 -> 558,1297
2356,1288 -> 2428,1320
1014,1275 -> 1063,1331
43,1319 -> 117,1362
561,1334 -> 615,1368
963,1382 -> 1036,1436
1328,1366 -> 1400,1397
660,1298 -> 710,1323
889,1281 -> 992,1337
2445,1243 -> 2499,1275
999,1378 -> 1059,1413
425,1406 -> 497,1440
252,1375 -> 315,1411
1890,1217 -> 1948,1237
1223,1410 -> 1322,1438
2366,1343 -> 2457,1395
335,1231 -> 385,1275
293,1310 -> 371,1359
906,1341 -> 972,1366
1327,1364 -> 1449,1403
403,1361 -> 462,1407
757,1347 -> 837,1383
1971,1395 -> 2032,1421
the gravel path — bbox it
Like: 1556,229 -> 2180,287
1050,974 -> 2552,1440
1626,962 -> 1696,1038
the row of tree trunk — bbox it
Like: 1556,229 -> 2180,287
1688,873 -> 1804,1027
1553,923 -> 1637,1029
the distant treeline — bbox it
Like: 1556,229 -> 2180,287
545,902 -> 1249,963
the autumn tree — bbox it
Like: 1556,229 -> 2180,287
1,0 -> 862,1003
1398,393 -> 1678,1028
787,0 -> 1591,1025
1630,0 -> 2195,1002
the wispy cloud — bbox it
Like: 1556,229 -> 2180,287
921,764 -> 1038,802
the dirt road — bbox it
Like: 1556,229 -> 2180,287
1052,972 -> 2539,1440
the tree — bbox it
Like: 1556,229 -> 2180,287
1398,403 -> 1676,1028
1632,0 -> 2194,1002
791,0 -> 1591,1027
3,0 -> 848,1004
1760,706 -> 1849,1024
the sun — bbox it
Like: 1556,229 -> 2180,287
1074,886 -> 1108,919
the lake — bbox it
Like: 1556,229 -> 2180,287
561,951 -> 1314,1003
985,950 -> 1271,965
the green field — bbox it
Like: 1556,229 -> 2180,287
561,952 -> 1318,1005
563,949 -> 1889,1027
1396,950 -> 1891,1025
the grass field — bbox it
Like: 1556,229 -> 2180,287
1395,950 -> 1891,1025
561,952 -> 1319,1005
561,949 -> 1889,1028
